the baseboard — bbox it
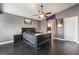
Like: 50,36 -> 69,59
55,38 -> 65,41
0,40 -> 14,45
55,38 -> 79,44
76,42 -> 79,44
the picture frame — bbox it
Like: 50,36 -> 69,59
24,18 -> 32,24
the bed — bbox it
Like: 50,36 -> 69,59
22,28 -> 51,51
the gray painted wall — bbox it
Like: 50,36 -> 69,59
41,19 -> 47,33
56,4 -> 79,39
0,13 -> 40,43
56,4 -> 79,19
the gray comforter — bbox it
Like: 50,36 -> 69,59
23,31 -> 51,46
23,32 -> 36,44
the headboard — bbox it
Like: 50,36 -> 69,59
22,28 -> 36,33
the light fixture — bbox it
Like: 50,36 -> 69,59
33,5 -> 52,18
39,14 -> 44,17
57,23 -> 62,27
57,20 -> 63,27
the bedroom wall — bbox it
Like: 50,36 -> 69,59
0,13 -> 40,43
56,4 -> 79,19
41,19 -> 47,33
56,4 -> 79,39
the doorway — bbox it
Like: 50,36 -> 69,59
47,20 -> 56,39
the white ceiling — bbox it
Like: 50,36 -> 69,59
2,3 -> 77,20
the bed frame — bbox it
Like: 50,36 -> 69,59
22,28 -> 51,51
22,28 -> 36,33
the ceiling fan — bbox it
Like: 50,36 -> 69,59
33,5 -> 52,18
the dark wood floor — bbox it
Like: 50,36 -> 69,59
0,39 -> 79,55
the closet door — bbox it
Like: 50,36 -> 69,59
64,16 -> 78,42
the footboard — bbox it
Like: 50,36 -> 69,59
36,33 -> 51,46
22,32 -> 51,51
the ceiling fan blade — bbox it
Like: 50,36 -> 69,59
46,12 -> 52,14
44,15 -> 47,17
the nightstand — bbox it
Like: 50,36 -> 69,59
14,34 -> 22,43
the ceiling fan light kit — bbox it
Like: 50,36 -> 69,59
39,14 -> 44,17
33,5 -> 52,18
